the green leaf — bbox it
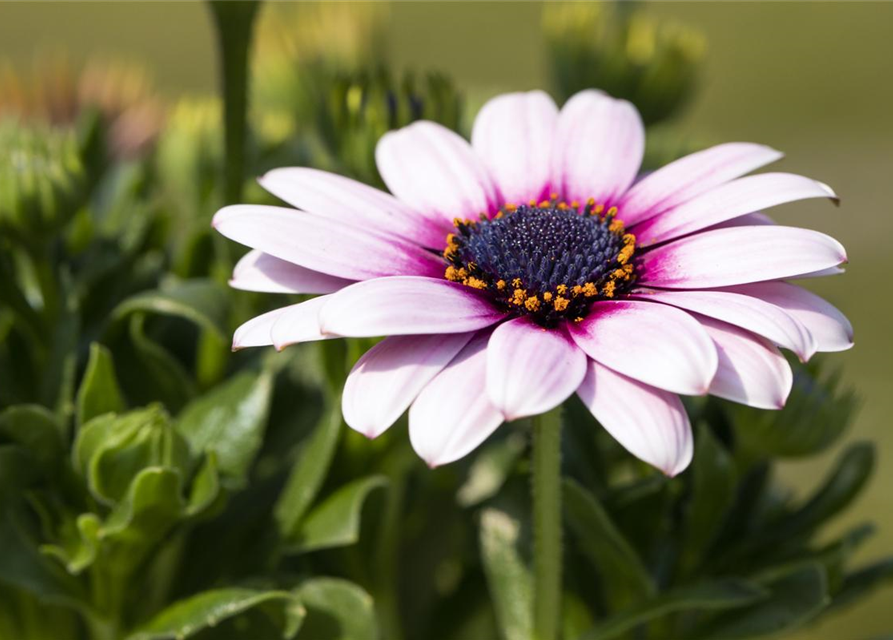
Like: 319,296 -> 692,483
296,578 -> 376,640
176,370 -> 273,488
694,564 -> 829,639
679,425 -> 737,577
830,558 -> 893,611
76,342 -> 126,428
126,588 -> 305,640
185,451 -> 220,518
286,475 -> 388,554
113,278 -> 230,339
457,432 -> 526,507
40,513 -> 102,575
479,508 -> 532,640
563,479 -> 654,610
75,406 -> 190,506
0,405 -> 64,477
274,398 -> 343,539
581,579 -> 768,640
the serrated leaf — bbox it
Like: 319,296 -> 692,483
563,479 -> 654,611
113,278 -> 229,339
126,588 -> 305,640
479,508 -> 532,640
694,563 -> 829,639
287,475 -> 387,554
582,579 -> 768,640
76,342 -> 126,428
274,399 -> 343,538
296,578 -> 376,640
176,370 -> 273,488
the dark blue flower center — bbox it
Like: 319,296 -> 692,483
443,199 -> 637,326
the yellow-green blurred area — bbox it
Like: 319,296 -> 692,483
1,2 -> 891,637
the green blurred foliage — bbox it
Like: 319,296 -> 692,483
0,2 -> 889,640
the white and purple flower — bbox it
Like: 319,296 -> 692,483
213,89 -> 852,475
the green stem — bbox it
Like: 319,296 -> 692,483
532,407 -> 563,640
207,1 -> 259,204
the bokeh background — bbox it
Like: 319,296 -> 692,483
1,2 -> 890,637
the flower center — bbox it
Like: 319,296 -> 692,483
443,197 -> 637,326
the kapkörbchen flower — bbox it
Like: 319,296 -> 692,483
213,89 -> 851,476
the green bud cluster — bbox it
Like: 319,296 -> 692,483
0,119 -> 87,238
544,2 -> 706,125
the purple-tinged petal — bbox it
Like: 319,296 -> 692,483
704,212 -> 776,231
485,317 -> 586,420
270,295 -> 333,350
258,167 -> 448,248
232,306 -> 289,350
618,142 -> 783,226
697,315 -> 793,410
576,359 -> 692,476
719,281 -> 853,352
633,173 -> 838,246
568,300 -> 717,395
376,121 -> 499,222
631,288 -> 816,362
318,276 -> 506,338
409,333 -> 503,467
230,249 -> 353,295
471,90 -> 558,205
552,90 -> 644,206
213,205 -> 443,281
638,226 -> 847,289
343,332 -> 474,439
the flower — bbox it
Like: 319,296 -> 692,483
213,89 -> 851,475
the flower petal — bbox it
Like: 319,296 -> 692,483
471,90 -> 558,205
719,281 -> 853,352
213,205 -> 443,281
633,173 -> 838,246
318,276 -> 506,338
638,226 -> 847,289
698,315 -> 793,410
552,90 -> 644,205
576,359 -> 692,476
618,142 -> 783,226
409,333 -> 504,467
232,306 -> 289,350
485,317 -> 586,420
376,121 -> 499,222
269,295 -> 333,350
230,249 -> 353,295
258,167 -> 448,248
568,300 -> 717,395
343,332 -> 474,439
632,288 -> 816,361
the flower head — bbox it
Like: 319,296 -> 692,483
213,89 -> 851,475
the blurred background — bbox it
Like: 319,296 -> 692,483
1,2 -> 890,638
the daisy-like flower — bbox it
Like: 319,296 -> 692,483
213,89 -> 851,475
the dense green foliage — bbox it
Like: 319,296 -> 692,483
0,3 -> 889,639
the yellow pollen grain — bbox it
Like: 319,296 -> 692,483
525,296 -> 541,312
570,200 -> 579,210
607,206 -> 618,217
594,203 -> 605,215
572,285 -> 583,296
539,200 -> 551,208
445,266 -> 461,282
542,292 -> 553,302
550,192 -> 559,200
556,284 -> 568,295
496,279 -> 506,290
553,296 -> 570,312
495,211 -> 505,219
609,218 -> 625,233
529,199 -> 537,206
557,202 -> 568,210
603,281 -> 616,298
465,277 -> 488,290
512,278 -> 522,288
574,316 -> 584,322
582,282 -> 598,297
511,288 -> 527,305
587,198 -> 596,207
505,203 -> 517,211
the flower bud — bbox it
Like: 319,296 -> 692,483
73,404 -> 190,506
544,3 -> 705,125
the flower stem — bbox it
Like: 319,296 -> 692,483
532,406 -> 563,640
207,1 -> 259,204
